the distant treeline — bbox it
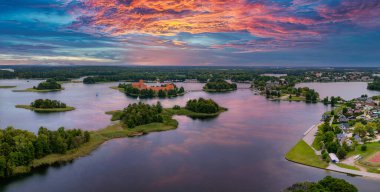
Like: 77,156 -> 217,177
2,66 -> 378,83
0,127 -> 90,178
368,77 -> 380,91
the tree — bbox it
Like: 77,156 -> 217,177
337,147 -> 347,159
285,176 -> 358,192
353,123 -> 367,138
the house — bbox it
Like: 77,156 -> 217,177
339,123 -> 350,132
329,153 -> 340,163
337,133 -> 348,145
338,115 -> 348,123
354,135 -> 361,143
322,114 -> 330,121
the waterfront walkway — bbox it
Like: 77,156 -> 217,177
327,164 -> 380,179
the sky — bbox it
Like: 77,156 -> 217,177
0,0 -> 380,66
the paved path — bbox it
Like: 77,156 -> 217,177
327,164 -> 380,179
303,123 -> 319,146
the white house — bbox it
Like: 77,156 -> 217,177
329,153 -> 339,163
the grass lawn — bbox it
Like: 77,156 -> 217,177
13,88 -> 64,92
336,163 -> 360,171
15,105 -> 75,112
285,140 -> 328,169
347,142 -> 380,168
312,137 -> 322,151
0,85 -> 16,88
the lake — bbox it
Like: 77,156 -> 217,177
296,82 -> 380,100
0,80 -> 380,192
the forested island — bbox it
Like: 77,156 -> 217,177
0,85 -> 16,89
368,77 -> 380,91
0,127 -> 90,178
117,82 -> 185,98
203,79 -> 237,92
16,99 -> 75,112
2,98 -> 226,178
13,79 -> 63,92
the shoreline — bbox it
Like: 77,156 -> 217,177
12,88 -> 64,92
15,105 -> 75,112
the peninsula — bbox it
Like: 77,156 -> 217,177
3,98 -> 226,178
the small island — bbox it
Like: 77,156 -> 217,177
203,79 -> 237,92
0,85 -> 16,89
13,79 -> 64,92
116,80 -> 185,98
3,98 -> 226,178
16,99 -> 75,112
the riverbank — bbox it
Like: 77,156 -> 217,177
15,105 -> 75,112
12,88 -> 64,92
10,106 -> 226,177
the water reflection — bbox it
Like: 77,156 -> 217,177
1,80 -> 380,192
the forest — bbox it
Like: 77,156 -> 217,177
185,98 -> 221,114
114,102 -> 164,128
30,99 -> 67,109
285,176 -> 357,192
0,127 -> 90,178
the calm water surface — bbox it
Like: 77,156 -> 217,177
296,82 -> 380,100
0,80 -> 380,192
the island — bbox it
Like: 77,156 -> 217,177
115,80 -> 185,98
368,77 -> 380,91
1,98 -> 226,178
16,99 -> 75,112
286,95 -> 380,178
0,85 -> 16,89
203,79 -> 237,92
13,79 -> 64,92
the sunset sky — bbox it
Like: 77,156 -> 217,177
1,0 -> 380,66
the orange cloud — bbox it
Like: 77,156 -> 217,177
76,0 -> 317,39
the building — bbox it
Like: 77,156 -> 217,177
329,153 -> 340,163
132,80 -> 175,91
